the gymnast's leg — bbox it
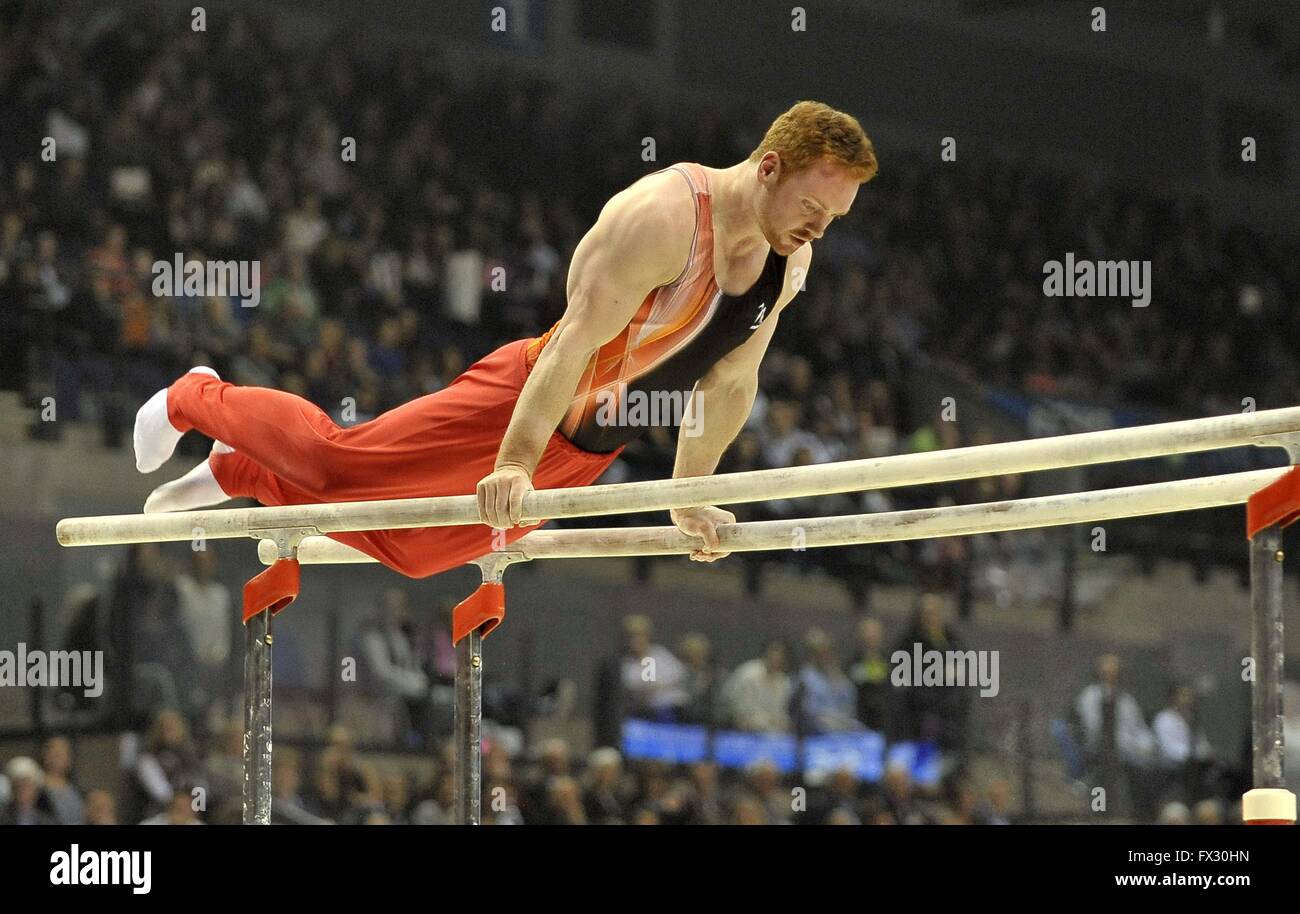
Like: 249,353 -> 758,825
142,451 -> 229,513
133,366 -> 347,494
135,338 -> 536,517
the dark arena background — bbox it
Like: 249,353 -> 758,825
1,0 -> 1299,880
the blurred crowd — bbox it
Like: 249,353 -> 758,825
1064,653 -> 1237,824
13,541 -> 997,824
3,539 -> 1249,824
2,3 -> 1289,597
592,596 -> 972,751
7,537 -> 1013,825
2,3 -> 1297,469
0,723 -> 1016,826
0,645 -> 1241,825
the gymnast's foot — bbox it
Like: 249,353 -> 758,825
133,366 -> 220,472
143,456 -> 230,513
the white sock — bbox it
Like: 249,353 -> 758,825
134,366 -> 220,473
143,458 -> 231,513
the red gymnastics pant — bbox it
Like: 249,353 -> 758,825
165,338 -> 625,578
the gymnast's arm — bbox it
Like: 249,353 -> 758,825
670,244 -> 812,485
491,175 -> 694,478
670,317 -> 773,483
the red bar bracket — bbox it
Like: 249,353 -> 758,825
1247,466 -> 1300,540
242,557 -> 301,623
452,582 -> 505,645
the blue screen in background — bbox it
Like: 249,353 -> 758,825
713,730 -> 799,773
620,719 -> 941,786
803,730 -> 887,782
621,718 -> 709,764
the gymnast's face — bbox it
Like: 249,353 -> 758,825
755,153 -> 859,256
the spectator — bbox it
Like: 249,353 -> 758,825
847,617 -> 891,732
594,615 -> 689,747
796,628 -> 861,734
306,725 -> 376,824
683,761 -> 726,825
730,793 -> 770,825
0,757 -> 57,825
381,772 -> 411,825
483,780 -> 525,826
893,592 -> 972,751
355,587 -> 435,747
40,737 -> 86,825
1152,683 -> 1216,804
977,777 -> 1015,825
189,294 -> 243,363
1193,798 -> 1225,826
761,400 -> 825,473
1157,801 -> 1191,825
282,194 -> 328,256
270,748 -> 327,824
141,789 -> 204,825
125,708 -> 203,824
229,322 -> 283,388
939,777 -> 980,825
720,639 -> 793,732
1075,654 -> 1155,819
630,805 -> 662,825
174,548 -> 234,711
540,776 -> 588,825
109,544 -> 202,724
202,720 -> 245,809
84,789 -> 118,825
520,738 -> 574,822
676,632 -> 719,726
869,762 -> 931,825
410,770 -> 457,826
583,748 -> 628,824
814,767 -> 864,825
744,760 -> 792,825
268,747 -> 316,824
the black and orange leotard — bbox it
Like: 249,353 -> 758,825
525,162 -> 789,453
